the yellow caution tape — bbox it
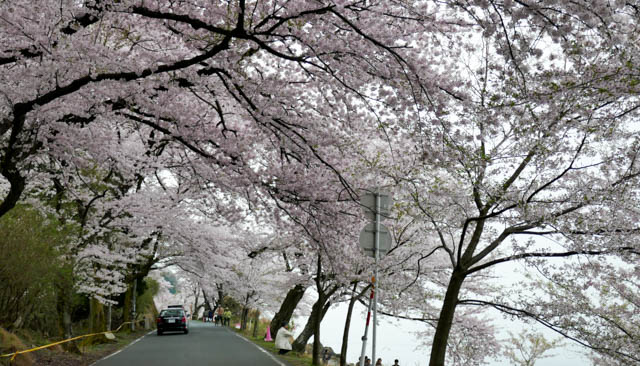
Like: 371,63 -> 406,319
0,319 -> 147,361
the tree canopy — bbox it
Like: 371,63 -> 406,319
1,1 -> 639,365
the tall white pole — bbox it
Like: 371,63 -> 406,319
373,192 -> 380,364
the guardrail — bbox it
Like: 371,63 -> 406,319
0,319 -> 147,362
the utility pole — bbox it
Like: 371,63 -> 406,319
358,189 -> 392,366
131,280 -> 137,331
372,192 -> 380,363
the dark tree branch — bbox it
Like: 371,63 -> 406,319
466,247 -> 639,276
459,299 -> 640,363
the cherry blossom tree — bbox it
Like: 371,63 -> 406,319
3,2 -> 640,365
0,0 -> 429,222
1,3 -> 419,346
503,255 -> 639,365
502,330 -> 563,366
363,2 -> 640,365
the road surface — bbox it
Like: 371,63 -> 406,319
93,321 -> 291,366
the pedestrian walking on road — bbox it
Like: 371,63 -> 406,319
275,321 -> 294,355
208,310 -> 213,323
225,310 -> 233,326
322,348 -> 331,365
375,358 -> 383,366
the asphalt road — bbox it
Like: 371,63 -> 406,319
92,321 -> 291,366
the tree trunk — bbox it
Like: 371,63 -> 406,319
192,286 -> 201,320
270,283 -> 306,338
0,112 -> 26,219
130,280 -> 137,331
81,298 -> 108,346
292,299 -> 331,353
55,271 -> 80,353
241,291 -> 252,330
312,297 -> 323,365
310,254 -> 339,365
89,298 -> 106,334
341,283 -> 368,366
123,284 -> 133,325
202,288 -> 213,312
107,304 -> 112,331
86,298 -> 107,345
252,309 -> 260,338
59,304 -> 70,335
217,285 -> 225,309
241,306 -> 249,330
58,304 -> 79,353
123,280 -> 139,331
428,269 -> 466,366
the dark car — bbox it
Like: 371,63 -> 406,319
167,304 -> 190,319
156,308 -> 189,335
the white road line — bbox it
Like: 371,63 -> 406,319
89,330 -> 155,366
231,331 -> 287,366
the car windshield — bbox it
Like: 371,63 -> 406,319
160,309 -> 183,317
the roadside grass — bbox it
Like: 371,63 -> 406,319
2,326 -> 151,366
232,328 -> 314,366
39,328 -> 151,366
13,328 -> 50,348
79,328 -> 151,355
0,327 -> 35,366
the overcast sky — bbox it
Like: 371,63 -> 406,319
300,301 -> 592,366
290,256 -> 593,366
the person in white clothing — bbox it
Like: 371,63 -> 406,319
275,321 -> 294,355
